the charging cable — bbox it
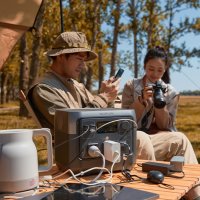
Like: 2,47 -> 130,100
96,119 -> 137,132
54,125 -> 90,149
54,118 -> 137,149
87,145 -> 105,182
104,151 -> 120,183
50,150 -> 120,186
62,184 -> 105,196
51,146 -> 107,185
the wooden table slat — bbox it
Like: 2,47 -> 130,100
37,160 -> 200,200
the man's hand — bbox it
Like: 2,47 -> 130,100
99,76 -> 120,103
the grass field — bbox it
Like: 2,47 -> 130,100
176,96 -> 200,163
0,96 -> 200,163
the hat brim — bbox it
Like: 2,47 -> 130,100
46,48 -> 97,61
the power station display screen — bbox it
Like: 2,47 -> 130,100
96,121 -> 118,133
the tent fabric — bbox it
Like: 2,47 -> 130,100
0,0 -> 43,70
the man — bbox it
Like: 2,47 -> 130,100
28,32 -> 119,131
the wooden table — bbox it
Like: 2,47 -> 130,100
1,160 -> 199,200
36,160 -> 200,200
116,160 -> 200,200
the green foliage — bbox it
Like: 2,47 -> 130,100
180,90 -> 200,95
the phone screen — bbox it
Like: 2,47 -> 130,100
114,68 -> 124,80
38,182 -> 159,200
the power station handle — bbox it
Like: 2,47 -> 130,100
33,128 -> 53,172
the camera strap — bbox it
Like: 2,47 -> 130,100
139,105 -> 153,132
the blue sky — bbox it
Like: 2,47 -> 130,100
117,5 -> 200,92
171,66 -> 200,92
169,7 -> 200,92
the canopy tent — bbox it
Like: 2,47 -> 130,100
0,0 -> 43,70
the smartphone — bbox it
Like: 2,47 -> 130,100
25,182 -> 159,200
113,68 -> 124,81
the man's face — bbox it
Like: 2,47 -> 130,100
59,52 -> 88,79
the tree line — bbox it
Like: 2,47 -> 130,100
180,90 -> 200,96
0,0 -> 199,116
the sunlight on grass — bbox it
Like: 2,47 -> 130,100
0,109 -> 47,164
176,96 -> 200,162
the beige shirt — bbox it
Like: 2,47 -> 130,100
122,77 -> 179,133
28,71 -> 109,131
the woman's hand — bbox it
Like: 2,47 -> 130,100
141,85 -> 153,101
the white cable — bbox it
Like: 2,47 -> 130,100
96,118 -> 137,132
61,167 -> 111,186
68,151 -> 120,186
51,153 -> 119,186
45,150 -> 120,187
62,184 -> 105,196
55,118 -> 136,149
54,125 -> 90,149
51,168 -> 71,180
98,151 -> 120,184
87,147 -> 106,182
52,147 -> 106,181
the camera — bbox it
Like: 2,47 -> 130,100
152,81 -> 166,109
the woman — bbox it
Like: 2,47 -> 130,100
122,46 -> 198,164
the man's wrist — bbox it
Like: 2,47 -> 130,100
98,93 -> 108,104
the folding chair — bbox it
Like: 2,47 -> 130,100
19,90 -> 56,157
19,90 -> 42,128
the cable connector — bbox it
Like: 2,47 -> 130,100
104,140 -> 121,163
88,145 -> 101,158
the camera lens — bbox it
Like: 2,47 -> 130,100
154,94 -> 166,108
153,81 -> 166,109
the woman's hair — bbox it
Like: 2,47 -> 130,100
144,46 -> 169,68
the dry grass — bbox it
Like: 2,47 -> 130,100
0,103 -> 47,164
0,96 -> 200,163
176,96 -> 200,162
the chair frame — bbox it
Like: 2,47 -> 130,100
19,90 -> 42,128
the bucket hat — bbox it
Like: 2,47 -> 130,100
46,32 -> 97,61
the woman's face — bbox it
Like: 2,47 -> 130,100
144,58 -> 166,83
